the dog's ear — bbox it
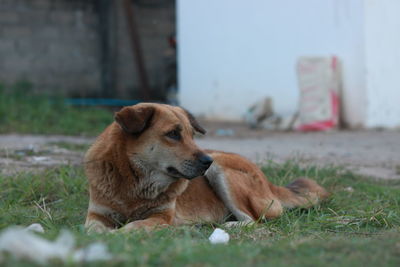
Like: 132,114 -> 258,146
182,109 -> 206,135
114,106 -> 155,134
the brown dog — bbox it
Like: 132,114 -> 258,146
84,103 -> 329,233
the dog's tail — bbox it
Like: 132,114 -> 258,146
271,178 -> 330,208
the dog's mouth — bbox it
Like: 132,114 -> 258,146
166,166 -> 204,180
166,166 -> 187,179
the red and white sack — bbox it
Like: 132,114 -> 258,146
296,56 -> 341,131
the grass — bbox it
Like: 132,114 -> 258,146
1,162 -> 400,266
0,82 -> 113,136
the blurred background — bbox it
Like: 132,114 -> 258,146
0,0 -> 399,132
0,0 -> 177,101
1,2 -> 400,264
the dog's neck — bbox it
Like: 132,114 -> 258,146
130,158 -> 177,200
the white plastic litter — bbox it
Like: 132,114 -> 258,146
31,156 -> 49,162
244,97 -> 274,128
209,228 -> 230,244
343,186 -> 354,193
73,242 -> 113,262
0,225 -> 112,264
244,97 -> 298,131
25,223 -> 45,233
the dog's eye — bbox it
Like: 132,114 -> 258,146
166,130 -> 181,141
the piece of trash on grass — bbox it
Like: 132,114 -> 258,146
0,226 -> 112,264
25,223 -> 45,233
31,156 -> 49,162
73,242 -> 113,262
14,145 -> 38,157
209,228 -> 230,244
343,186 -> 354,193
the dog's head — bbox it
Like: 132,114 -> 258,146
114,103 -> 213,180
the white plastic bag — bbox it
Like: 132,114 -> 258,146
297,56 -> 341,131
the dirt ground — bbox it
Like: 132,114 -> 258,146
0,122 -> 399,179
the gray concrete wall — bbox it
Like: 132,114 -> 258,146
113,0 -> 176,99
0,0 -> 175,99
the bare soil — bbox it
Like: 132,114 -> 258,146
1,122 -> 399,179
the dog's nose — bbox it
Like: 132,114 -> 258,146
198,154 -> 213,168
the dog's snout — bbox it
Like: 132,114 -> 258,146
198,154 -> 213,168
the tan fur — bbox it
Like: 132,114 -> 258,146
84,103 -> 330,233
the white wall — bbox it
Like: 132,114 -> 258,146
364,0 -> 400,128
178,0 -> 366,126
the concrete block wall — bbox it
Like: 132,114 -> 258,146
113,0 -> 176,99
0,0 -> 176,99
0,0 -> 101,96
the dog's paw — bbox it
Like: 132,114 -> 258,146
116,220 -> 152,233
85,220 -> 112,234
115,220 -> 170,233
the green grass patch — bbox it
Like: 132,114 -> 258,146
1,162 -> 400,266
0,82 -> 113,136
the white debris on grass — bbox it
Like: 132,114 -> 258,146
343,186 -> 354,193
73,242 -> 113,262
31,156 -> 49,162
25,223 -> 45,233
0,224 -> 112,264
209,228 -> 230,244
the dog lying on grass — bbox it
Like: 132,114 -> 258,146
84,103 -> 329,233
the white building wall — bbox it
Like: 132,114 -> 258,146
179,0 -> 400,128
178,0 -> 366,127
364,0 -> 400,128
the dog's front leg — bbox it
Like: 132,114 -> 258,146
117,212 -> 173,232
85,212 -> 115,233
